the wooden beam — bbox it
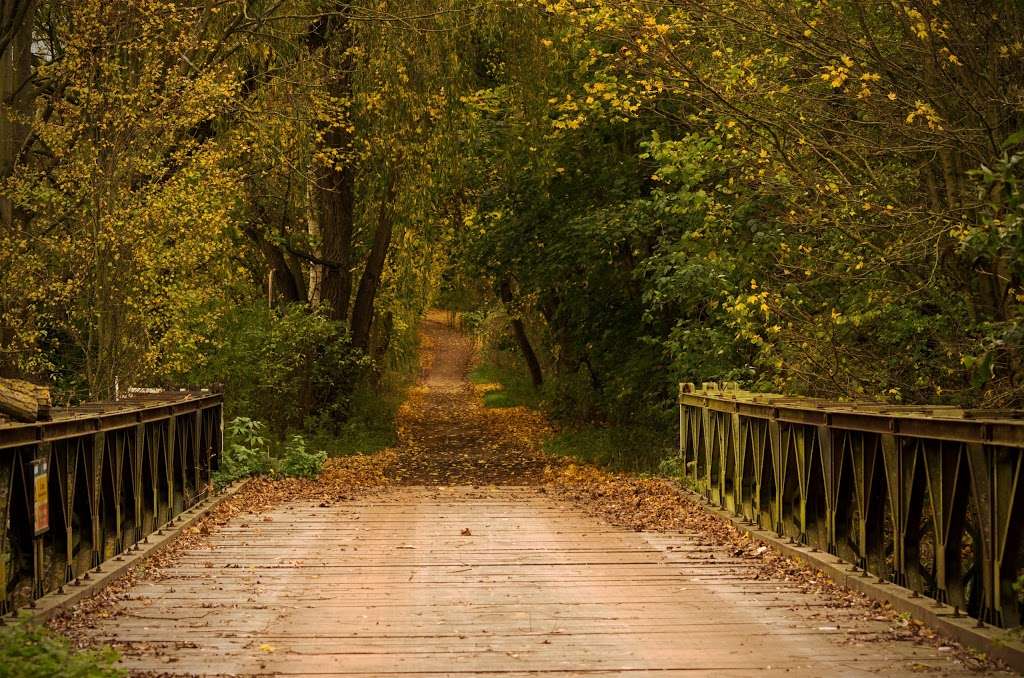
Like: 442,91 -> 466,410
0,378 -> 50,422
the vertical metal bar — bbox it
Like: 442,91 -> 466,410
965,443 -> 996,623
89,432 -> 104,568
111,432 -> 125,555
192,409 -> 201,503
992,446 -> 1022,627
731,412 -> 743,516
166,415 -> 177,519
133,423 -> 144,544
816,425 -> 834,552
768,420 -> 783,535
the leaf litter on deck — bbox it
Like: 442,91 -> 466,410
48,316 -> 1007,674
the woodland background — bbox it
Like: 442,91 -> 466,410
1,0 -> 1023,450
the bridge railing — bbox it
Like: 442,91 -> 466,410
0,390 -> 223,613
679,382 -> 1023,629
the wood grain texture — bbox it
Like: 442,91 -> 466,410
82,486 -> 1001,677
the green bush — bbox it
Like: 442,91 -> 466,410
215,417 -> 328,484
656,453 -> 683,479
178,303 -> 369,436
278,434 -> 327,479
0,617 -> 124,678
214,416 -> 272,485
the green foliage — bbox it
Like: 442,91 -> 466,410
216,417 -> 330,483
278,435 -> 327,479
655,453 -> 683,480
0,617 -> 124,678
469,362 -> 542,410
453,0 -> 1024,432
181,303 -> 369,435
214,417 -> 272,485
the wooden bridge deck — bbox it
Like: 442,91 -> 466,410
84,485 -> 989,677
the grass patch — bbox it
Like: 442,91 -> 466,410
470,350 -> 677,475
469,362 -> 542,409
543,424 -> 676,474
307,420 -> 397,457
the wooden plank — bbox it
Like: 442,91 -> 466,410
76,487 -> 999,676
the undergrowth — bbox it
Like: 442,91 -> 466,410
214,417 -> 327,486
543,425 -> 675,474
470,347 -> 675,475
0,617 -> 124,678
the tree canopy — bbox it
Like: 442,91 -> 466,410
1,0 -> 1022,428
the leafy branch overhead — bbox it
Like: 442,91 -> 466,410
1,0 -> 1023,430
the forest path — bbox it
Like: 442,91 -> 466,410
73,312 -> 1002,676
388,311 -> 551,485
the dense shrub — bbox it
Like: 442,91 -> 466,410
179,303 -> 369,435
0,618 -> 124,678
214,417 -> 327,486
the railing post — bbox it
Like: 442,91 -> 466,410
991,445 -> 1022,627
133,423 -> 144,544
111,432 -> 125,556
167,414 -> 178,519
89,432 -> 104,568
965,443 -> 996,623
191,409 -> 201,507
816,424 -> 835,552
55,440 -> 78,582
768,420 -> 783,535
730,412 -> 743,516
0,449 -> 14,614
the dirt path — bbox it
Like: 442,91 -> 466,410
66,313 -> 1007,676
389,311 -> 550,485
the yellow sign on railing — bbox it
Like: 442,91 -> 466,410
32,459 -> 48,536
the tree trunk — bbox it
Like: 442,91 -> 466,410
317,136 -> 355,321
350,176 -> 397,352
243,225 -> 303,304
0,0 -> 33,231
309,6 -> 356,322
499,278 -> 544,388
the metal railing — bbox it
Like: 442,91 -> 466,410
679,382 -> 1023,628
0,391 -> 223,613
